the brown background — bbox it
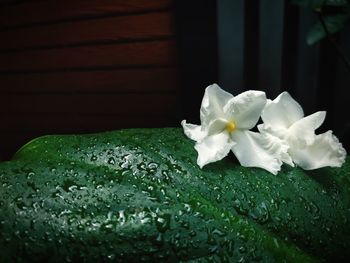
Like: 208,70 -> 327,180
1,0 -> 349,160
0,0 -> 182,160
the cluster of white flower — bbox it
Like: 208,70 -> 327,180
182,84 -> 346,175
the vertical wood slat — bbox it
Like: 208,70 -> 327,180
174,0 -> 218,124
259,0 -> 284,98
334,27 -> 350,146
318,39 -> 338,133
281,2 -> 300,103
243,0 -> 260,91
294,8 -> 320,116
217,0 -> 244,94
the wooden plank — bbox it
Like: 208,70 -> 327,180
0,94 -> 177,114
0,0 -> 172,29
0,113 -> 176,133
0,0 -> 29,6
0,68 -> 178,93
0,12 -> 174,51
0,40 -> 177,72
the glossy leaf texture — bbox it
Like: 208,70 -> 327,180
0,128 -> 349,262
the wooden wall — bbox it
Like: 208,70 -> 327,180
0,0 -> 179,160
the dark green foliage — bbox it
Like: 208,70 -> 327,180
0,128 -> 349,262
307,12 -> 350,45
291,0 -> 350,45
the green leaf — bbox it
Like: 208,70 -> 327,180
307,13 -> 350,45
1,128 -> 350,262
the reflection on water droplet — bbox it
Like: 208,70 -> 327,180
249,202 -> 270,224
90,155 -> 98,161
107,157 -> 115,165
155,233 -> 164,245
107,254 -> 115,260
148,162 -> 159,169
62,179 -> 78,192
155,214 -> 171,233
27,171 -> 35,180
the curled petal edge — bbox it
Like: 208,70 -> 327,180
181,120 -> 206,142
289,131 -> 347,170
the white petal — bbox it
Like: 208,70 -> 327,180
200,84 -> 233,129
260,132 -> 294,167
261,92 -> 304,129
181,120 -> 206,142
231,130 -> 284,175
287,111 -> 326,147
257,124 -> 294,166
257,123 -> 287,140
224,90 -> 266,130
289,131 -> 347,170
207,118 -> 228,136
195,132 -> 235,168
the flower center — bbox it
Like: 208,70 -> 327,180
225,121 -> 236,133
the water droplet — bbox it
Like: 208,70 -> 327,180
249,202 -> 270,224
239,246 -> 246,253
233,198 -> 248,215
155,214 -> 171,233
62,179 -> 78,192
154,232 -> 164,246
189,230 -> 196,237
212,228 -> 226,237
27,171 -> 35,180
107,254 -> 115,260
148,162 -> 159,169
107,157 -> 116,165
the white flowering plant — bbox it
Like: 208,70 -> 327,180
182,84 -> 346,174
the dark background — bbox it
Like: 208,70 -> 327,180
0,0 -> 349,160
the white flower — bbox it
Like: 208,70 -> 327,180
259,91 -> 346,170
181,84 -> 288,175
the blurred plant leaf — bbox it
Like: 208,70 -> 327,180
307,13 -> 350,45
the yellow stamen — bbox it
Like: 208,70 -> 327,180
225,121 -> 236,133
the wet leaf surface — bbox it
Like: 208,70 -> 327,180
0,128 -> 349,262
